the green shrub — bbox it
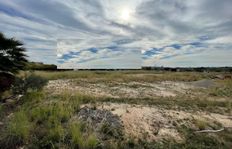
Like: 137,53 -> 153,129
12,74 -> 48,94
0,110 -> 32,148
11,77 -> 25,94
24,74 -> 48,90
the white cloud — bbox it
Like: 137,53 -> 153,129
153,48 -> 232,67
0,0 -> 231,66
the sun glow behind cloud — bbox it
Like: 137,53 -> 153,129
120,8 -> 132,21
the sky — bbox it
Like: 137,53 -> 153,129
0,0 -> 232,67
57,39 -> 141,69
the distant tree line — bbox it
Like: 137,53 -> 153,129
142,66 -> 232,72
25,62 -> 57,71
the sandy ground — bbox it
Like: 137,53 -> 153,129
46,79 -> 201,98
93,103 -> 232,142
45,79 -> 231,141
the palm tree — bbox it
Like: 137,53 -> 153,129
0,33 -> 27,94
0,32 -> 27,73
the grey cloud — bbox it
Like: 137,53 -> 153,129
136,0 -> 232,38
199,0 -> 232,20
13,0 -> 92,31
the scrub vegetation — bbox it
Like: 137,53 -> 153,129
0,70 -> 232,149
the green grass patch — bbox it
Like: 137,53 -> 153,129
209,80 -> 232,97
0,90 -> 100,149
96,96 -> 231,114
29,70 -> 209,82
0,110 -> 32,148
69,122 -> 98,149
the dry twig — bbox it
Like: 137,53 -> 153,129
195,128 -> 224,133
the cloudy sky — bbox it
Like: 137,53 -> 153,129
57,39 -> 141,69
0,0 -> 232,67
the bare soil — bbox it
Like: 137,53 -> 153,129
94,103 -> 232,142
46,78 -> 232,142
46,79 -> 198,98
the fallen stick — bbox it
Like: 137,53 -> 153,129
195,128 -> 224,133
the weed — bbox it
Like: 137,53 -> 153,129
69,122 -> 85,148
30,102 -> 74,124
194,119 -> 208,130
1,110 -> 32,148
209,80 -> 232,97
85,134 -> 98,149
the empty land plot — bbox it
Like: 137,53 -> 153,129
1,71 -> 232,148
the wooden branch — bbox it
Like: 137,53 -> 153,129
195,128 -> 224,133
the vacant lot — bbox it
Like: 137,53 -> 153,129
1,71 -> 232,148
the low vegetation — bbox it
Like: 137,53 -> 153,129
30,70 -> 211,81
209,80 -> 232,97
0,91 -> 99,149
0,70 -> 232,148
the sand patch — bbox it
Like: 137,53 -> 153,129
46,79 -> 195,98
93,103 -> 232,142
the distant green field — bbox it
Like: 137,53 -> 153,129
20,70 -> 219,82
